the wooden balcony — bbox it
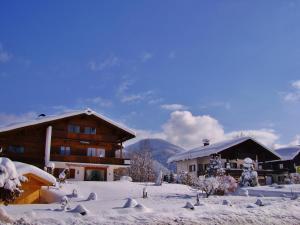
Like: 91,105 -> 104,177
50,154 -> 130,165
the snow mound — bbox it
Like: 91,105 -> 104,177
222,199 -> 233,206
255,199 -> 264,206
0,207 -> 13,223
246,203 -> 258,208
119,176 -> 133,182
183,201 -> 194,210
69,204 -> 89,215
257,193 -> 264,197
123,198 -> 138,208
134,203 -> 149,212
87,192 -> 97,201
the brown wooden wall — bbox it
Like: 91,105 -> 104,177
0,114 -> 133,168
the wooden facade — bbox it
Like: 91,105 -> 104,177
0,109 -> 135,181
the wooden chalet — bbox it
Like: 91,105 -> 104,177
168,137 -> 282,184
0,109 -> 135,181
259,146 -> 300,183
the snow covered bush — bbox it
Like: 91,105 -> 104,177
58,169 -> 68,184
128,150 -> 156,182
178,171 -> 194,186
290,173 -> 300,184
240,158 -> 258,187
195,176 -> 219,198
217,175 -> 238,194
207,155 -> 224,177
0,158 -> 27,205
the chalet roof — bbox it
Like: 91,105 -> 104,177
0,108 -> 136,137
14,161 -> 56,185
275,146 -> 300,160
167,136 -> 281,163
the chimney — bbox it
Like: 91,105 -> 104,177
203,139 -> 210,146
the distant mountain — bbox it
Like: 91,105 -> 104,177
124,138 -> 186,172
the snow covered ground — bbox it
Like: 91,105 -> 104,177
4,181 -> 300,225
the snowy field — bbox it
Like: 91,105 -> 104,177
4,181 -> 300,225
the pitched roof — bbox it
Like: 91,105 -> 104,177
0,108 -> 136,137
275,146 -> 300,160
167,136 -> 281,163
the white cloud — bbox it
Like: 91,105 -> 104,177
225,129 -> 279,148
0,43 -> 13,63
88,55 -> 119,71
141,52 -> 153,62
161,104 -> 188,111
120,91 -> 154,103
128,110 -> 281,149
0,112 -> 37,126
282,80 -> 300,102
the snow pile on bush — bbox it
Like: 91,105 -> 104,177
290,173 -> 300,184
123,198 -> 138,208
87,192 -> 97,201
195,176 -> 219,198
0,157 -> 27,205
119,176 -> 133,182
240,158 -> 258,187
217,175 -> 238,194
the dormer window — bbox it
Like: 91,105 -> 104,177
84,127 -> 96,135
68,124 -> 80,133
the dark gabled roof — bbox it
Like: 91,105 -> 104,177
275,146 -> 300,160
0,108 -> 136,138
168,136 -> 281,163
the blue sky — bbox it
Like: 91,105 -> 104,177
1,1 -> 300,148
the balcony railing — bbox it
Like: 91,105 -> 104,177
50,154 -> 130,165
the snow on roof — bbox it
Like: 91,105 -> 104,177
275,146 -> 300,160
167,136 -> 281,163
14,161 -> 56,185
0,108 -> 135,136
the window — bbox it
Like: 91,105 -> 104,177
84,127 -> 96,135
279,164 -> 284,169
8,145 -> 24,153
189,164 -> 196,172
87,148 -> 105,157
230,162 -> 237,169
198,164 -> 204,171
60,146 -> 71,155
87,148 -> 96,156
68,124 -> 80,133
69,169 -> 75,179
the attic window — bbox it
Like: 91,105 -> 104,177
8,145 -> 24,153
84,127 -> 96,135
68,124 -> 80,133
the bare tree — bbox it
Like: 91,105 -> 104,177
128,150 -> 156,182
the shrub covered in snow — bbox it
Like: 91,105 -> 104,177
195,176 -> 219,198
240,158 -> 258,187
58,169 -> 68,184
0,158 -> 27,205
290,173 -> 300,184
178,171 -> 194,186
217,175 -> 238,194
207,155 -> 224,177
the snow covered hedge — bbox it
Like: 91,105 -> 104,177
0,158 -> 26,205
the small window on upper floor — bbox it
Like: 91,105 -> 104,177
68,125 -> 80,133
279,164 -> 284,169
8,145 -> 24,153
84,127 -> 96,135
60,146 -> 71,155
